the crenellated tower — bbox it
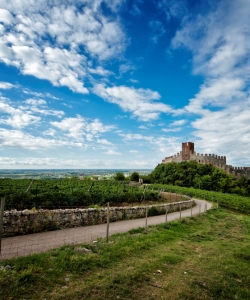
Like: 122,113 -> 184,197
161,142 -> 250,178
182,142 -> 194,161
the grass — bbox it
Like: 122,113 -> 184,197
1,208 -> 250,299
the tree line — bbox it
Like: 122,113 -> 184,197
140,161 -> 250,197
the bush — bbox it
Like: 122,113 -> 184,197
114,172 -> 125,181
130,172 -> 139,182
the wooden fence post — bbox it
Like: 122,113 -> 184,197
145,206 -> 148,229
165,206 -> 168,223
179,203 -> 181,220
0,198 -> 5,255
106,202 -> 110,243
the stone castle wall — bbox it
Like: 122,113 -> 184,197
162,142 -> 250,178
2,200 -> 194,237
162,151 -> 226,166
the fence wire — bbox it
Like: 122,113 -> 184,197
0,199 -> 210,260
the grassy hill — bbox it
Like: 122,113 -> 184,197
144,161 -> 250,197
1,208 -> 250,299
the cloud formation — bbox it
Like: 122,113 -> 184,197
172,0 -> 250,162
0,0 -> 126,93
51,115 -> 114,141
0,81 -> 16,89
93,84 -> 172,121
0,128 -> 84,150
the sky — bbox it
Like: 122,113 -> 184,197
0,0 -> 250,169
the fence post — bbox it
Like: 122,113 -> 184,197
106,202 -> 110,243
165,206 -> 168,223
204,203 -> 207,212
0,197 -> 5,255
179,203 -> 181,220
145,206 -> 148,229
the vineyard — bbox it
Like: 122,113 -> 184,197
0,178 -> 180,210
151,183 -> 250,215
1,177 -> 249,214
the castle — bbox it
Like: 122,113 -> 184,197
162,142 -> 250,178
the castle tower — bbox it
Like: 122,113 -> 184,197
182,142 -> 194,161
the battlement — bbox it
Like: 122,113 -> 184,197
161,142 -> 249,178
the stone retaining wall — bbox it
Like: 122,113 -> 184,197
2,200 -> 194,237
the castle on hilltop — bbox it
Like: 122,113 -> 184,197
162,142 -> 250,178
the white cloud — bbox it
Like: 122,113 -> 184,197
0,99 -> 41,128
191,101 -> 250,166
158,0 -> 188,22
130,79 -> 139,84
119,63 -> 136,75
22,98 -> 64,117
96,138 -> 112,145
0,128 -> 84,150
93,84 -> 172,121
0,0 -> 127,93
120,132 -> 179,147
0,81 -> 16,89
10,45 -> 89,94
0,157 -> 86,167
25,99 -> 47,106
43,128 -> 56,137
22,88 -> 60,99
0,8 -> 14,24
169,119 -> 186,126
162,128 -> 181,132
88,66 -> 113,76
149,20 -> 165,43
0,95 -> 65,128
51,115 -> 114,141
171,0 -> 250,165
105,149 -> 121,155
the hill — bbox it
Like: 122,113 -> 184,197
145,161 -> 250,197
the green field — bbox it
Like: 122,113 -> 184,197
1,208 -> 250,299
0,179 -> 162,209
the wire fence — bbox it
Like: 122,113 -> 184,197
0,197 -> 210,260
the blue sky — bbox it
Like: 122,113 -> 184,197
0,0 -> 250,169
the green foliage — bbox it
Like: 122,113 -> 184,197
0,179 -> 162,209
114,172 -> 125,181
130,172 -> 139,182
151,183 -> 250,215
139,174 -> 152,183
149,161 -> 250,196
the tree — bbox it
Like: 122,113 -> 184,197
114,172 -> 125,181
130,172 -> 139,182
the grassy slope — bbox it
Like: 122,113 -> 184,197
1,208 -> 250,299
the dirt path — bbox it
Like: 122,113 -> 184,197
0,199 -> 212,260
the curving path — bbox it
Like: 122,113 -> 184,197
0,199 -> 212,260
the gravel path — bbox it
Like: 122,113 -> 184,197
0,199 -> 212,260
